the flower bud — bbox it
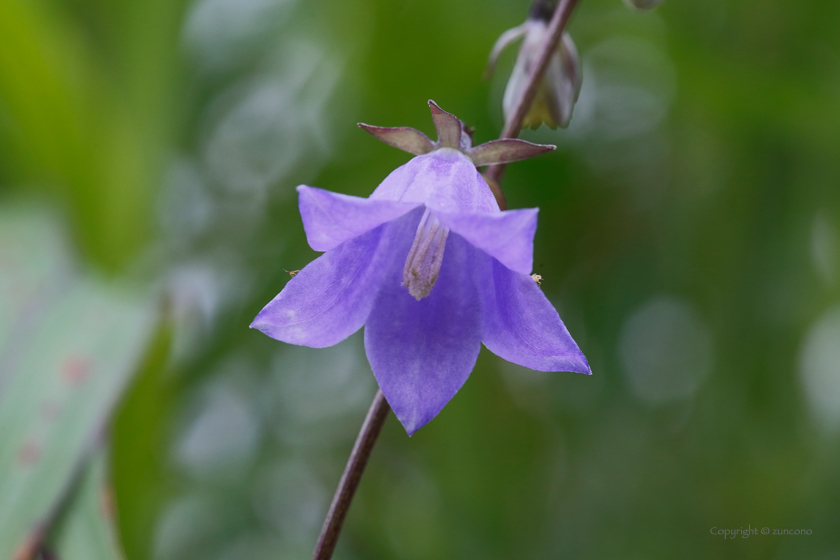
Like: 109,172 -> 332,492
486,1 -> 582,129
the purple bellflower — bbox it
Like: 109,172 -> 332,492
252,101 -> 590,435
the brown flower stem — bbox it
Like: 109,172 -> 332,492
312,390 -> 391,560
486,0 -> 582,188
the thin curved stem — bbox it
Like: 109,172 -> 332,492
486,0 -> 582,185
312,390 -> 391,560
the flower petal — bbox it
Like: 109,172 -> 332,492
370,150 -> 499,214
252,209 -> 423,347
298,185 -> 420,252
479,256 -> 590,373
542,34 -> 580,129
561,32 -> 583,102
485,23 -> 528,79
365,234 -> 482,435
434,207 -> 537,274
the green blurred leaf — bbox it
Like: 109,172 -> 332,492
0,0 -> 187,272
46,449 -> 124,560
0,204 -> 156,559
111,313 -> 175,560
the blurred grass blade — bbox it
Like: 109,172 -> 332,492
0,0 -> 186,272
45,449 -> 124,560
0,205 -> 156,559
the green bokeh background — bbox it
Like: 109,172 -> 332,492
2,0 -> 840,558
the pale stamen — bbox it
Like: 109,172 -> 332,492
402,209 -> 450,300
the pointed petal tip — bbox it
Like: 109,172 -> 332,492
377,391 -> 421,436
249,322 -> 270,335
556,347 -> 591,375
573,354 -> 592,375
382,391 -> 442,436
297,184 -> 323,197
398,415 -> 426,437
541,353 -> 591,375
250,307 -> 274,332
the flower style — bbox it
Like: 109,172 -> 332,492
486,0 -> 582,129
252,101 -> 590,435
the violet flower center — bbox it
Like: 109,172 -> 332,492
402,208 -> 450,300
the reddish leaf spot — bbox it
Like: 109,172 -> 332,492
99,484 -> 117,520
12,282 -> 28,299
62,356 -> 91,384
12,530 -> 45,560
18,441 -> 41,465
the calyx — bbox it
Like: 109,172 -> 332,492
358,100 -> 555,167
